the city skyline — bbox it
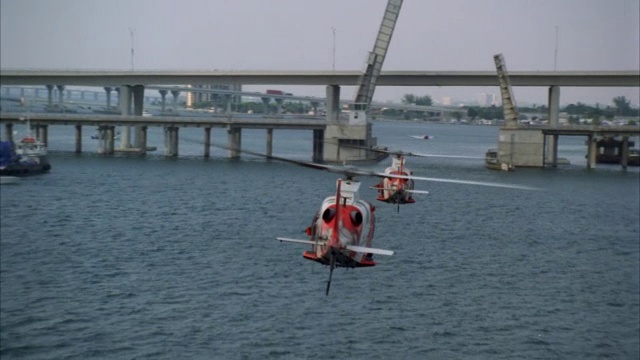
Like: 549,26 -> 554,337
1,0 -> 638,107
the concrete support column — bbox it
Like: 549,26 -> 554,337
275,98 -> 283,114
39,125 -> 48,146
119,85 -> 132,115
261,97 -> 271,114
227,127 -> 241,159
326,85 -> 341,123
159,89 -> 168,113
119,85 -> 132,149
105,126 -> 115,155
311,101 -> 319,115
56,85 -> 65,112
46,85 -> 54,108
204,127 -> 211,158
546,85 -> 560,163
75,125 -> 82,154
97,126 -> 106,154
4,123 -> 13,142
104,87 -> 113,110
171,90 -> 180,113
139,126 -> 148,155
115,87 -> 120,107
132,85 -> 145,148
621,136 -> 629,170
266,128 -> 273,157
551,134 -> 559,168
587,135 -> 597,169
313,129 -> 324,163
225,94 -> 232,113
164,126 -> 179,157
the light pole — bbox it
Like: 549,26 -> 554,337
332,26 -> 336,71
553,25 -> 559,71
129,27 -> 135,71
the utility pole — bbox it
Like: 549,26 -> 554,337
130,27 -> 135,71
331,26 -> 336,71
554,25 -> 559,71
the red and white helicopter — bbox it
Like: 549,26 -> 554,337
342,146 -> 489,212
211,143 -> 535,294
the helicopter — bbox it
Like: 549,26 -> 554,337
335,144 -> 488,211
209,143 -> 536,295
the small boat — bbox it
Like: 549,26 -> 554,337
485,148 -> 513,171
0,134 -> 51,177
409,135 -> 434,140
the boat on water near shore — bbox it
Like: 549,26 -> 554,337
0,136 -> 51,176
485,149 -> 514,171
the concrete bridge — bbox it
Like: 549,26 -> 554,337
1,69 -> 638,163
0,112 -> 328,160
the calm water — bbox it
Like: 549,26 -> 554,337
1,121 -> 639,359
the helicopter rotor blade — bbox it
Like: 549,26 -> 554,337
405,175 -> 539,190
333,142 -> 484,160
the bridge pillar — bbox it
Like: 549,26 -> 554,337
39,125 -> 48,146
119,85 -> 133,149
266,128 -> 273,157
225,94 -> 232,113
587,135 -> 597,169
96,126 -> 115,155
171,90 -> 180,113
227,127 -> 241,159
139,126 -> 148,155
261,97 -> 271,114
311,101 -> 319,116
164,126 -> 179,157
4,123 -> 13,142
546,85 -> 560,163
75,125 -> 82,154
621,136 -> 629,170
56,85 -> 65,112
97,126 -> 106,154
46,85 -> 54,108
275,98 -> 283,114
159,89 -> 168,113
313,129 -> 324,163
132,85 -> 145,148
104,87 -> 113,110
551,134 -> 559,168
204,127 -> 211,158
326,85 -> 341,123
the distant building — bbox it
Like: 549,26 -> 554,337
441,96 -> 453,106
186,84 -> 242,107
478,93 -> 497,106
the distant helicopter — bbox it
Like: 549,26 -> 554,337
338,145 -> 487,212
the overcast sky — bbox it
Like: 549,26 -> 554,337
1,0 -> 639,106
